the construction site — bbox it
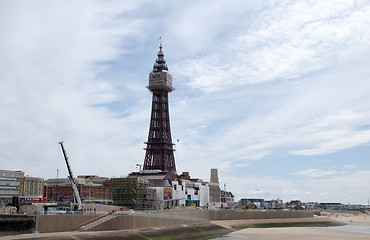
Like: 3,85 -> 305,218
110,176 -> 157,210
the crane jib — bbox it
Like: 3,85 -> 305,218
59,141 -> 84,211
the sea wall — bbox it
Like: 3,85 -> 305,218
207,210 -> 313,221
36,214 -> 98,233
36,210 -> 313,233
90,213 -> 207,231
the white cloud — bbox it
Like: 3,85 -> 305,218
342,164 -> 357,169
163,0 -> 263,57
290,110 -> 370,156
0,1 -> 147,178
162,1 -> 370,177
291,168 -> 343,178
173,0 -> 370,92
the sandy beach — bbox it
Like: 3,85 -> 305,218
215,211 -> 370,240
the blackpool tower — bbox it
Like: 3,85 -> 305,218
143,44 -> 176,172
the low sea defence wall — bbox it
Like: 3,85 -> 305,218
36,210 -> 313,233
208,210 -> 313,221
90,213 -> 208,231
89,210 -> 313,231
36,215 -> 98,233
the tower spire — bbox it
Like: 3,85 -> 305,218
153,42 -> 168,73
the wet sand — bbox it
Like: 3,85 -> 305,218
219,212 -> 370,240
227,226 -> 370,240
0,223 -> 231,240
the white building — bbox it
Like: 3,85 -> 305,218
151,179 -> 209,209
183,180 -> 209,207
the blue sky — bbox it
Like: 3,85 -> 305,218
1,0 -> 370,204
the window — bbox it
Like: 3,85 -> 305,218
0,186 -> 17,189
0,189 -> 19,195
0,180 -> 20,186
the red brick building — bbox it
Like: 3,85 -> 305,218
44,176 -> 111,203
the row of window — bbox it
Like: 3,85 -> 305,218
0,186 -> 17,190
0,177 -> 21,182
0,172 -> 22,178
0,189 -> 20,195
0,180 -> 21,186
173,184 -> 184,191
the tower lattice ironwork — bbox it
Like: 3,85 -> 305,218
143,44 -> 176,172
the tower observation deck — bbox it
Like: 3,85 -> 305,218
143,44 -> 176,172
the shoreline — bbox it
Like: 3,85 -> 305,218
211,216 -> 342,229
1,211 -> 369,240
224,211 -> 370,240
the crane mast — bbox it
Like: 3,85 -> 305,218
59,141 -> 83,211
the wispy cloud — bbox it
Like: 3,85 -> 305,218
163,1 -> 370,175
291,168 -> 343,178
173,1 -> 370,92
0,1 -> 147,178
290,110 -> 370,156
342,164 -> 357,169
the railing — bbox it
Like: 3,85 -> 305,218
40,210 -> 113,215
39,207 -> 207,215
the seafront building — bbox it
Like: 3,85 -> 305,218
44,176 -> 111,204
110,173 -> 158,209
0,169 -> 47,205
221,190 -> 235,208
22,176 -> 44,199
110,170 -> 212,210
0,170 -> 24,204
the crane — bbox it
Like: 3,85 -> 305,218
59,141 -> 83,211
